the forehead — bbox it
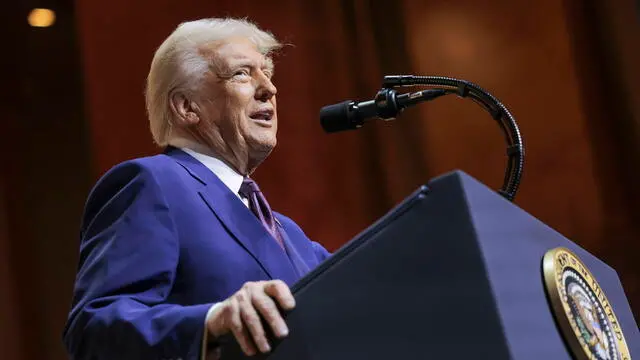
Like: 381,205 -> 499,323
200,37 -> 273,69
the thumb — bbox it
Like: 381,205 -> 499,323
206,301 -> 231,338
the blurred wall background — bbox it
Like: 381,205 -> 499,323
1,0 -> 638,359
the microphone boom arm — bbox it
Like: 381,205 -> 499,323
382,75 -> 524,201
320,75 -> 524,201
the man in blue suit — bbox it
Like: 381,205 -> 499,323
63,17 -> 331,360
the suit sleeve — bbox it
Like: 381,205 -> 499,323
63,161 -> 211,360
311,241 -> 331,262
275,213 -> 332,264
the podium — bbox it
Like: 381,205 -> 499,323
221,171 -> 639,359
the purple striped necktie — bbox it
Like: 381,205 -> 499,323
239,177 -> 284,249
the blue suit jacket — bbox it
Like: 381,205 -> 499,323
63,147 -> 330,360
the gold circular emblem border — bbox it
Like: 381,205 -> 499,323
543,247 -> 631,360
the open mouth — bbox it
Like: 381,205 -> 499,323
249,109 -> 274,122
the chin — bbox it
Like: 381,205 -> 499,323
248,136 -> 276,157
246,139 -> 276,174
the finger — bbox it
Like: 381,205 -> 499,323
228,299 -> 257,356
206,303 -> 228,338
238,289 -> 271,353
264,280 -> 296,310
252,290 -> 289,338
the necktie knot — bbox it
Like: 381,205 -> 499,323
239,177 -> 261,198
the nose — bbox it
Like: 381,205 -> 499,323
255,73 -> 277,102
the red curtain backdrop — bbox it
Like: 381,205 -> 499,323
76,0 -> 640,281
0,169 -> 22,360
0,1 -> 637,359
76,0 -> 640,322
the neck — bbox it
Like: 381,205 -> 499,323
168,136 -> 252,175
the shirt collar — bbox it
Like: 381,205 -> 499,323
180,147 -> 244,197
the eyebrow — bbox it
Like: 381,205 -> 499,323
221,58 -> 275,78
227,57 -> 273,70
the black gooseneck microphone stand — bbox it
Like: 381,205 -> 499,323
323,75 -> 525,201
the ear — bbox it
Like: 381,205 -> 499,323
169,90 -> 201,126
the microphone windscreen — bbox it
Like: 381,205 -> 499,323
319,101 -> 354,133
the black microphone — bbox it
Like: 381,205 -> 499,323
320,88 -> 446,133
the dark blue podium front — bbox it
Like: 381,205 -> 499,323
221,170 -> 639,359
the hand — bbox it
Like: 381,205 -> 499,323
206,280 -> 295,356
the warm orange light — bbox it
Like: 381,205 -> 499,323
28,8 -> 56,28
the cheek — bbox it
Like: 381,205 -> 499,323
203,102 -> 225,130
233,85 -> 255,108
232,87 -> 255,127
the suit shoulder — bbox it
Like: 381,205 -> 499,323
274,212 -> 304,231
274,211 -> 292,224
92,153 -> 178,188
83,154 -> 179,217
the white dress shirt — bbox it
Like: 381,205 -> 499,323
181,147 -> 249,207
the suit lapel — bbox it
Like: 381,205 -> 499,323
166,147 -> 299,285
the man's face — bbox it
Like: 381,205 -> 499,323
195,37 -> 278,173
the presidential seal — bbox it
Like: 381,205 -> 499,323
543,247 -> 631,360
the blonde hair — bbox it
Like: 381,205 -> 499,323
145,18 -> 282,146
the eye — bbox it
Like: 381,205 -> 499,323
262,68 -> 274,79
232,68 -> 250,78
